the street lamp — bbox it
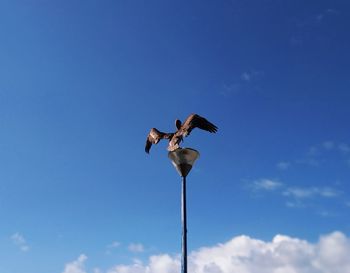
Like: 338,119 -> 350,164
168,148 -> 200,273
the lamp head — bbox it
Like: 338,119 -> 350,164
168,148 -> 200,177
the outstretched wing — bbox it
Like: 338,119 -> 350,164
181,114 -> 218,136
145,128 -> 172,154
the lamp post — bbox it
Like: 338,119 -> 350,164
168,148 -> 200,273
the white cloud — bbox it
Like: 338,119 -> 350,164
69,232 -> 350,273
128,243 -> 145,253
62,254 -> 87,273
277,161 -> 291,170
314,232 -> 350,272
283,187 -> 340,199
107,263 -> 146,273
253,179 -> 283,191
11,232 -> 30,252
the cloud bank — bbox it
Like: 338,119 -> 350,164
63,231 -> 350,273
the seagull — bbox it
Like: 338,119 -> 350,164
145,113 -> 218,154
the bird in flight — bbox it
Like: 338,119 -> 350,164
145,113 -> 218,154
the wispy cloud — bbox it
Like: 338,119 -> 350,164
323,141 -> 335,150
107,241 -> 120,248
326,8 -> 339,14
63,232 -> 350,273
318,141 -> 350,154
290,9 -> 339,47
316,8 -> 339,22
317,210 -> 336,218
11,233 -> 30,252
276,161 -> 291,170
316,13 -> 324,21
284,185 -> 341,211
297,141 -> 350,167
241,72 -> 251,81
241,70 -> 263,82
294,8 -> 339,26
347,159 -> 350,168
285,200 -> 305,208
105,241 -> 121,255
252,179 -> 283,191
290,36 -> 303,46
221,70 -> 263,96
221,83 -> 241,96
296,157 -> 320,166
338,143 -> 350,154
128,243 -> 144,253
307,146 -> 320,156
248,176 -> 342,212
283,187 -> 340,199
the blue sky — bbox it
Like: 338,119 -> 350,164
1,1 -> 350,272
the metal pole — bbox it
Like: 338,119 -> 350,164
168,148 -> 199,273
181,175 -> 187,273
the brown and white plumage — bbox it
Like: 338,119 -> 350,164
179,113 -> 218,136
145,113 -> 218,154
145,128 -> 173,154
